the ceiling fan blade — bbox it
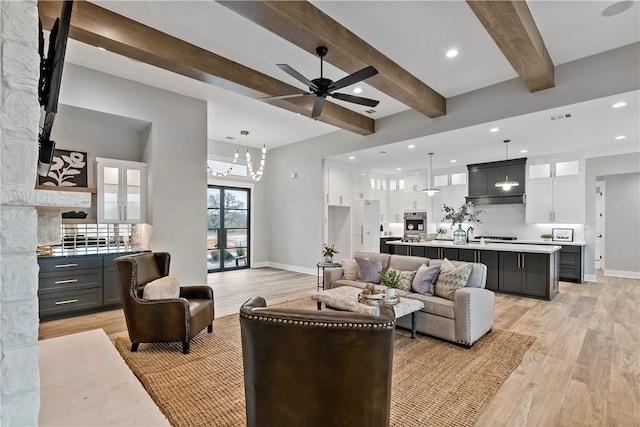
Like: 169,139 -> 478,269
259,92 -> 311,101
330,66 -> 378,91
330,92 -> 379,107
277,64 -> 318,91
311,96 -> 325,118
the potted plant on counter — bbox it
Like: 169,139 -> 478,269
442,202 -> 482,245
541,233 -> 553,242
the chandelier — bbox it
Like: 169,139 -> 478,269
495,139 -> 519,191
242,130 -> 267,182
422,152 -> 440,196
206,149 -> 239,177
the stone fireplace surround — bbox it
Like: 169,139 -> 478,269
0,1 -> 89,423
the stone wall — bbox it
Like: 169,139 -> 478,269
1,0 -> 42,424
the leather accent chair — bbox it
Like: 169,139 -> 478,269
114,252 -> 214,354
240,296 -> 395,427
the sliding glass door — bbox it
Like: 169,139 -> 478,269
207,186 -> 250,272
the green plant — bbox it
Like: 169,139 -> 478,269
541,233 -> 553,239
235,247 -> 245,257
436,227 -> 448,235
381,269 -> 401,289
442,202 -> 482,225
322,243 -> 340,258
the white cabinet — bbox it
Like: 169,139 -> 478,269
387,190 -> 403,223
351,201 -> 364,253
327,166 -> 351,206
431,185 -> 467,223
404,192 -> 427,211
526,176 -> 580,223
404,174 -> 426,193
97,158 -> 147,224
351,171 -> 368,201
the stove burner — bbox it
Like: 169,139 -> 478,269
474,236 -> 517,241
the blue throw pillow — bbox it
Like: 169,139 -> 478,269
411,264 -> 441,295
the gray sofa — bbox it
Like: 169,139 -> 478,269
324,251 -> 495,347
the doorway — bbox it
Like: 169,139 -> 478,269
207,185 -> 250,272
595,180 -> 605,270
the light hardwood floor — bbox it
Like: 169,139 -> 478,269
38,268 -> 640,426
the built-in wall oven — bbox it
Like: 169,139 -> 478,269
404,211 -> 427,239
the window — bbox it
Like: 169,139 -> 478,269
434,175 -> 448,187
529,164 -> 551,179
207,159 -> 248,177
451,172 -> 467,186
556,160 -> 579,176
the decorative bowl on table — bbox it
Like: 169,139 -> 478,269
358,292 -> 384,306
383,294 -> 399,305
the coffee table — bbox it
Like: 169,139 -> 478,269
312,286 -> 424,339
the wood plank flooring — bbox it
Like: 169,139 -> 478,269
38,268 -> 640,427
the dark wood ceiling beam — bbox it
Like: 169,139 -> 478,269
37,1 -> 374,135
466,0 -> 555,92
217,1 -> 446,118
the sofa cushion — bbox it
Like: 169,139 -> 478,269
353,252 -> 390,272
411,264 -> 440,295
143,274 -> 180,300
341,259 -> 358,281
405,292 -> 455,319
389,254 -> 430,272
386,267 -> 416,292
434,261 -> 473,301
429,259 -> 487,288
355,257 -> 384,284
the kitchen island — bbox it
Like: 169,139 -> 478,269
387,240 -> 560,300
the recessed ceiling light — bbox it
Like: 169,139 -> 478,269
353,87 -> 363,94
612,101 -> 627,108
446,49 -> 458,58
97,47 -> 107,52
601,1 -> 633,17
450,160 -> 457,163
360,172 -> 366,176
408,144 -> 415,149
615,135 -> 626,140
520,149 -> 528,153
348,156 -> 356,160
489,127 -> 499,133
396,167 -> 402,171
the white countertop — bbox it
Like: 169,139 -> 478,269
387,240 -> 562,254
501,239 -> 585,246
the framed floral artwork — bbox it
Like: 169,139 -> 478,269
37,149 -> 88,187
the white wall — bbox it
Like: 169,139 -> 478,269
585,152 -> 640,278
59,63 -> 208,284
604,173 -> 640,277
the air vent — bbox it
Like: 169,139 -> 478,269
550,113 -> 572,121
364,109 -> 376,114
376,150 -> 387,155
225,136 -> 235,140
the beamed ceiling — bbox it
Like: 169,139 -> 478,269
38,0 -> 556,136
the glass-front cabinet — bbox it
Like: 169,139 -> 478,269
96,158 -> 147,224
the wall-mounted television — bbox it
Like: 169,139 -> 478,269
37,1 -> 73,177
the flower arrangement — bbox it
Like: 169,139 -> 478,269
381,269 -> 400,289
442,202 -> 482,225
322,243 -> 340,258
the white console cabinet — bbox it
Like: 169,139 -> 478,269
327,166 -> 352,207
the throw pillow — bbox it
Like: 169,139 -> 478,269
434,263 -> 473,301
355,257 -> 384,284
342,259 -> 359,281
387,267 -> 417,292
411,264 -> 441,295
143,274 -> 180,300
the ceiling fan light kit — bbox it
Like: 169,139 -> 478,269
266,46 -> 380,119
495,139 -> 519,191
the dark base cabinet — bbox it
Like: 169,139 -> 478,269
38,252 -> 146,321
558,245 -> 583,283
459,249 -> 499,291
499,251 -> 559,300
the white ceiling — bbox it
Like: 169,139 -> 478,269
61,1 -> 640,160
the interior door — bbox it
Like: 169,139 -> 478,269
207,186 -> 250,272
363,200 -> 380,252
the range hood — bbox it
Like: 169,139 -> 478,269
466,158 -> 526,205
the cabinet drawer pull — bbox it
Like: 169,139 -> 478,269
53,279 -> 78,285
54,279 -> 78,285
55,263 -> 78,268
55,299 -> 78,305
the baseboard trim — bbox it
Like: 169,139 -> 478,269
583,274 -> 597,283
251,261 -> 269,269
603,269 -> 640,279
264,262 -> 315,276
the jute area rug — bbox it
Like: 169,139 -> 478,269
114,298 -> 535,427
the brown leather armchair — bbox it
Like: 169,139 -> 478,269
114,252 -> 214,354
240,297 -> 395,427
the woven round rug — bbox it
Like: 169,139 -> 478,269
114,298 -> 535,427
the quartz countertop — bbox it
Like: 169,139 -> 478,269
38,247 -> 149,258
495,239 -> 586,246
387,240 -> 561,254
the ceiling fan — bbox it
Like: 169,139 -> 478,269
262,46 -> 380,119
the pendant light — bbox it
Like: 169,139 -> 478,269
422,152 -> 440,196
242,130 -> 267,182
207,149 -> 239,177
495,139 -> 519,191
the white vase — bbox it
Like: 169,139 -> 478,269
324,255 -> 333,263
386,288 -> 397,298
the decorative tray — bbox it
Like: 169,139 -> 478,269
358,293 -> 398,306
